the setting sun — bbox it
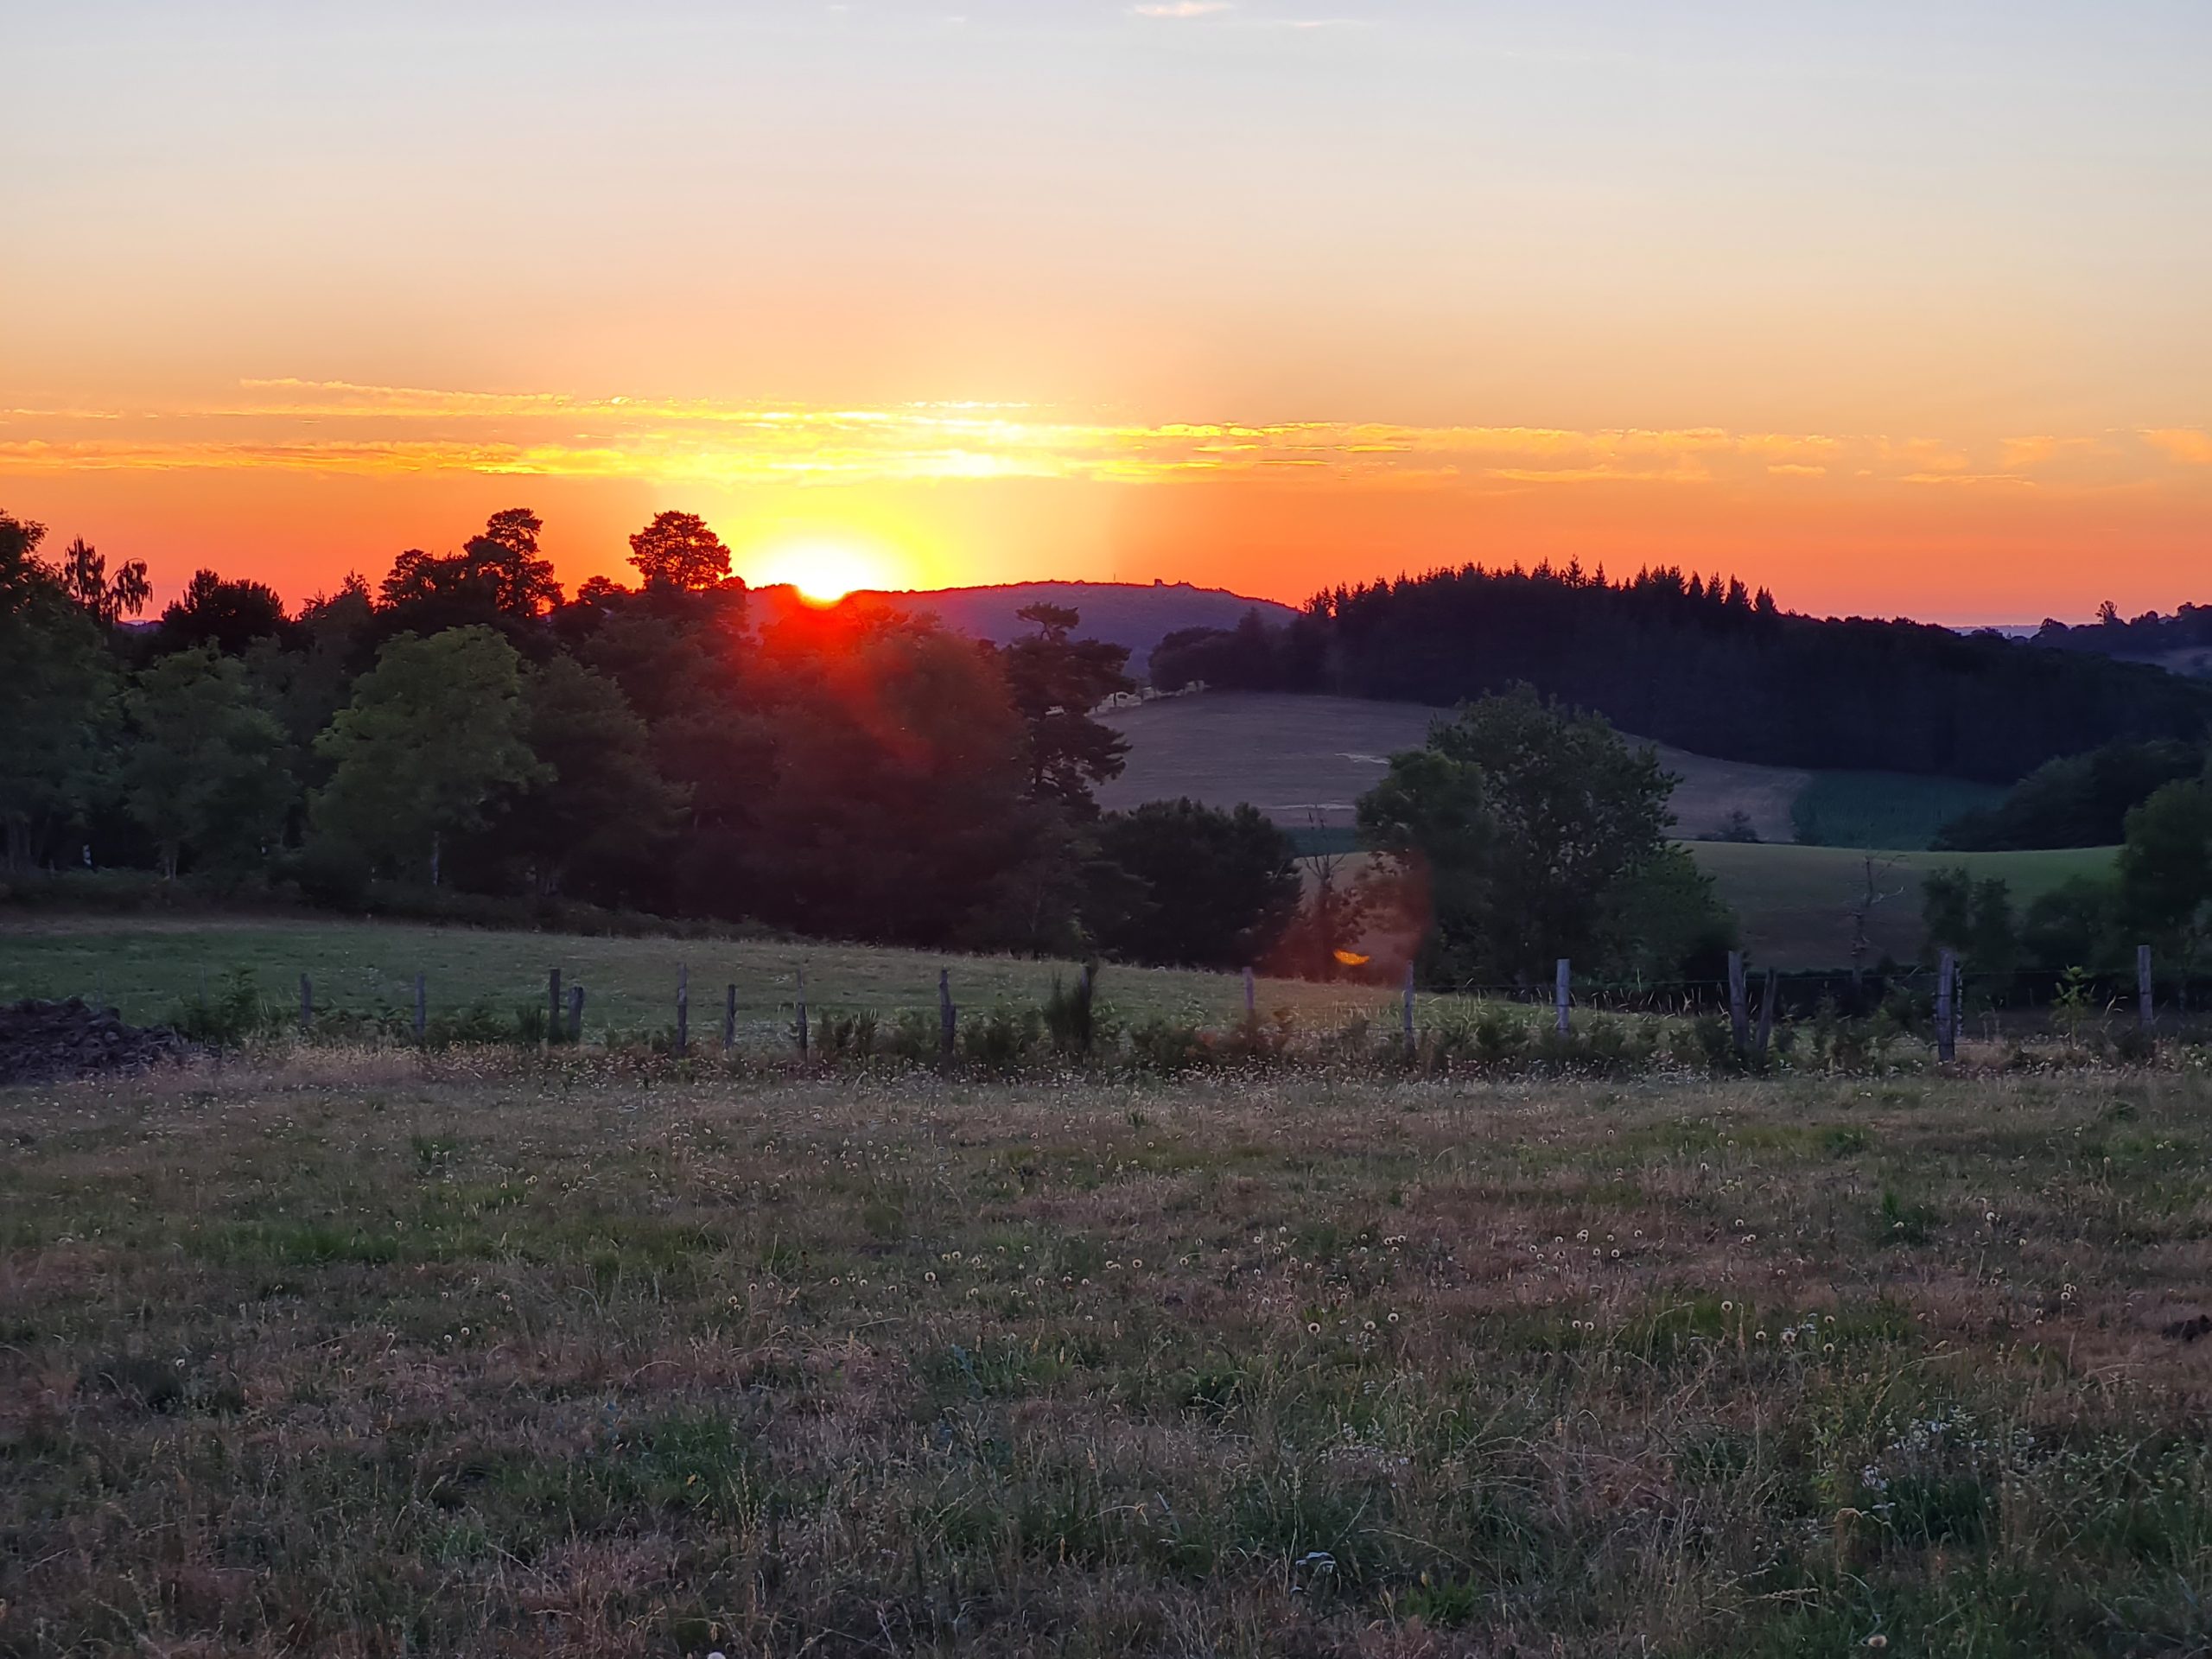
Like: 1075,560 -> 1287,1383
746,539 -> 893,604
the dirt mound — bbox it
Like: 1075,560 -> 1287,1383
0,998 -> 189,1087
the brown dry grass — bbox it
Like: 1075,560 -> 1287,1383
4,1051 -> 2212,1656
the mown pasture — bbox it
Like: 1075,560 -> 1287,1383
3,1052 -> 2209,1656
0,915 -> 1421,1043
1696,842 -> 2118,971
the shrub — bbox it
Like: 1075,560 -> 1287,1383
166,968 -> 276,1046
1042,967 -> 1099,1055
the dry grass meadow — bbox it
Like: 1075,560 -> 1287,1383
6,1045 -> 2212,1656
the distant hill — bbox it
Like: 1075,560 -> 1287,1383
2024,607 -> 2212,678
751,580 -> 1295,664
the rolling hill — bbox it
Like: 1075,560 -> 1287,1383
753,580 -> 1295,664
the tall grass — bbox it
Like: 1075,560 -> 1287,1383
3,1059 -> 2211,1653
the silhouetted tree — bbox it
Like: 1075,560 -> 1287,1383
627,510 -> 734,592
378,508 -> 562,627
1000,603 -> 1132,812
151,569 -> 291,657
53,536 -> 150,626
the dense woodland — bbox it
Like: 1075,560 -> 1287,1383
2033,600 -> 2212,666
1149,563 -> 2212,782
0,505 -> 1309,972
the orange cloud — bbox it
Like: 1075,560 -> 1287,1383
2143,428 -> 2212,466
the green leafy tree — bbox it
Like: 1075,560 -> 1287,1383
477,658 -> 689,899
310,626 -> 547,885
121,646 -> 296,878
1920,867 -> 2021,981
1609,843 -> 1738,984
1092,799 -> 1301,968
1360,687 -> 1685,982
2118,773 -> 2212,956
1000,603 -> 1133,812
626,510 -> 734,592
0,510 -> 121,872
2021,876 -> 2120,973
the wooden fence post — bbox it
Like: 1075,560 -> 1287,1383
414,972 -> 427,1042
1402,961 -> 1417,1058
2139,944 -> 2155,1035
1756,968 -> 1777,1058
676,964 -> 690,1056
548,968 -> 562,1039
725,982 -> 739,1054
938,969 -> 956,1059
1727,951 -> 1749,1054
793,969 -> 807,1058
568,983 -> 585,1046
299,973 -> 313,1033
1936,950 -> 1956,1063
1554,958 -> 1571,1039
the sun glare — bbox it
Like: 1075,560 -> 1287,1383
748,540 -> 890,604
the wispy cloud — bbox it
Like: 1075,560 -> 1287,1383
0,381 -> 2203,498
2144,428 -> 2212,466
1132,2 -> 1230,16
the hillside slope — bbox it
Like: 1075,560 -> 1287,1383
1098,691 -> 1811,839
753,580 -> 1294,663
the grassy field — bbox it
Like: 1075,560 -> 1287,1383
4,1052 -> 2211,1656
1101,690 -> 2022,855
0,916 -> 1423,1040
1695,842 -> 2118,971
1787,770 -> 2007,851
1101,691 -> 1814,841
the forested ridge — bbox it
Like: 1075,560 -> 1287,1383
1149,563 -> 2212,782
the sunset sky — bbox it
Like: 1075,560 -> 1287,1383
5,2 -> 2209,622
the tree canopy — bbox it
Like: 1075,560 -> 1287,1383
121,646 -> 295,879
627,511 -> 734,592
1360,687 -> 1720,984
1091,799 -> 1300,969
311,626 -> 548,885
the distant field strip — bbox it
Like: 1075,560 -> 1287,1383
1101,690 -> 1813,841
0,917 -> 1446,1038
1695,842 -> 2117,970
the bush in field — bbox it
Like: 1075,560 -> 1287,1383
166,968 -> 276,1046
1042,968 -> 1100,1055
